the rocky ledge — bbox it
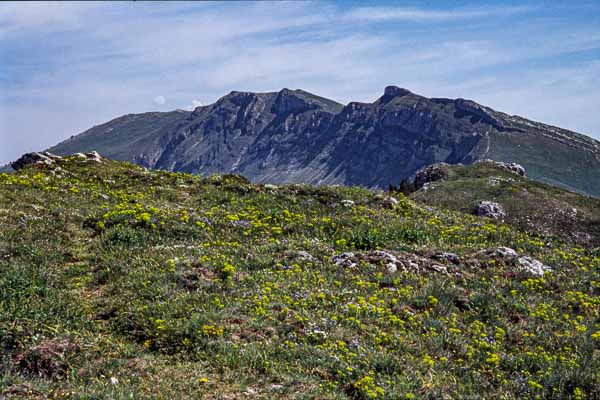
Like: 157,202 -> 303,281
475,159 -> 526,176
414,163 -> 451,189
11,151 -> 103,171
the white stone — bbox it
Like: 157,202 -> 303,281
495,247 -> 518,259
297,251 -> 316,262
381,196 -> 399,209
477,201 -> 506,220
386,262 -> 397,273
517,256 -> 551,276
341,199 -> 355,207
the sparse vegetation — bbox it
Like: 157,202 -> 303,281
0,157 -> 598,399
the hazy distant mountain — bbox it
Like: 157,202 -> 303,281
47,86 -> 600,196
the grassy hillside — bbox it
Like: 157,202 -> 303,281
410,162 -> 600,248
485,130 -> 600,199
0,158 -> 598,399
47,111 -> 190,163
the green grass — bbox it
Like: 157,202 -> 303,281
410,162 -> 600,248
0,158 -> 598,399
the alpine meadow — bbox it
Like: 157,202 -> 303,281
1,2 -> 599,399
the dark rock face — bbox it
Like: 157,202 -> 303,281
415,163 -> 450,189
47,86 -> 600,196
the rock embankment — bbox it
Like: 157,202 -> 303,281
475,159 -> 526,176
476,200 -> 506,220
414,163 -> 450,189
11,151 -> 103,171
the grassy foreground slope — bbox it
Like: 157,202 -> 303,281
0,157 -> 598,399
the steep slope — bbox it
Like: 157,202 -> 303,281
46,86 -> 600,196
48,110 -> 192,163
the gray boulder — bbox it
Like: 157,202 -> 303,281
341,199 -> 356,208
11,152 -> 63,171
476,201 -> 506,220
296,251 -> 317,263
331,252 -> 358,269
433,252 -> 461,264
517,256 -> 551,276
415,163 -> 450,189
480,247 -> 551,276
381,196 -> 398,209
73,151 -> 104,163
494,246 -> 519,259
11,151 -> 104,171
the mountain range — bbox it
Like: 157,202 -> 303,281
46,86 -> 600,196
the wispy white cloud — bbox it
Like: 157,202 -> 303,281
0,2 -> 105,37
1,1 -> 599,164
344,5 -> 535,22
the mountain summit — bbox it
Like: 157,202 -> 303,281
47,87 -> 600,196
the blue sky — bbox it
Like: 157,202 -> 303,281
1,1 -> 600,164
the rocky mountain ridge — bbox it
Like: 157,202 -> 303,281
46,86 -> 600,196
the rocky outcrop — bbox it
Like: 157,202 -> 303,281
73,151 -> 103,163
11,152 -> 63,170
11,151 -> 103,171
479,247 -> 551,276
516,256 -> 551,276
414,163 -> 450,189
381,196 -> 399,209
476,201 -> 506,220
476,159 -> 526,176
341,199 -> 355,207
331,250 -> 455,275
283,250 -> 317,263
432,252 -> 461,264
487,176 -> 515,186
493,247 -> 519,259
